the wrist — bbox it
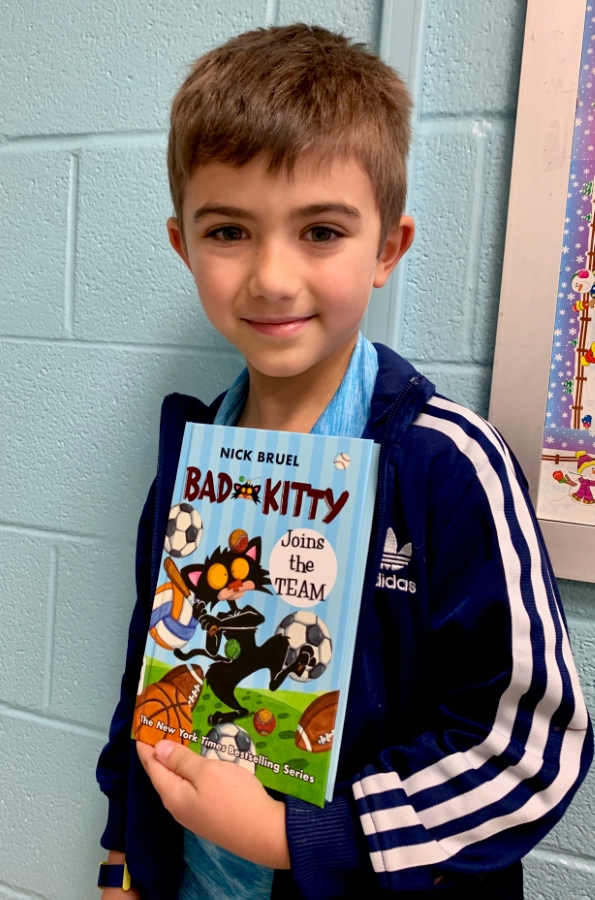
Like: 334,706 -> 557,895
266,798 -> 290,870
98,856 -> 132,891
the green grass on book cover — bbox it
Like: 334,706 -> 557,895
141,658 -> 332,805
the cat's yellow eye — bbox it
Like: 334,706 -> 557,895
231,557 -> 250,581
207,563 -> 228,590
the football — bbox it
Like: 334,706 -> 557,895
164,503 -> 203,558
295,690 -> 339,753
159,663 -> 204,710
201,722 -> 257,773
275,611 -> 332,682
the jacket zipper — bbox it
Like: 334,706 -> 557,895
150,407 -> 168,602
349,376 -> 422,690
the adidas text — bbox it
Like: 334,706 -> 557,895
376,572 -> 417,594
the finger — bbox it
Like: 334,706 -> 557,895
140,743 -> 190,812
154,738 -> 206,783
136,741 -> 155,770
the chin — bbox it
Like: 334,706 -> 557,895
244,346 -> 330,379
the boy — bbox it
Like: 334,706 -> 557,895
97,24 -> 593,900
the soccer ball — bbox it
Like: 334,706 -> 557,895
201,722 -> 257,773
276,611 -> 332,682
164,503 -> 202,558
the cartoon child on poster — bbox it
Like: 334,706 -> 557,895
571,451 -> 595,504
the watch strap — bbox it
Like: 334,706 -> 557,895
98,862 -> 132,890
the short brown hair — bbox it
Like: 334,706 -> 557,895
168,24 -> 412,248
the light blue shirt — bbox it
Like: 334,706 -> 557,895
180,333 -> 378,900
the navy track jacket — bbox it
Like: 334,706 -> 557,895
97,344 -> 593,900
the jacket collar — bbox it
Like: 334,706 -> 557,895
161,343 -> 435,448
363,343 -> 435,445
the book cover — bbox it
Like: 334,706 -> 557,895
133,423 -> 379,806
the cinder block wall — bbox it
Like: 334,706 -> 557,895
0,1 -> 592,897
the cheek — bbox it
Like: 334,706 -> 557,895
315,259 -> 374,320
192,254 -> 240,318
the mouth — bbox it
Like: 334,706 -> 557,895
242,315 -> 315,336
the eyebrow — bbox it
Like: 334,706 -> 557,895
192,204 -> 256,222
290,203 -> 361,221
191,202 -> 361,223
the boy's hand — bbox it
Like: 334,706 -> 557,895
137,740 -> 290,870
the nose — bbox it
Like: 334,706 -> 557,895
247,240 -> 299,302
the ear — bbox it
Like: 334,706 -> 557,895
245,537 -> 261,562
181,565 -> 203,594
373,215 -> 415,288
167,217 -> 192,272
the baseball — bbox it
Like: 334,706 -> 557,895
333,452 -> 351,470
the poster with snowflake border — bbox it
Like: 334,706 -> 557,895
538,2 -> 595,524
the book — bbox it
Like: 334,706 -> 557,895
133,422 -> 379,806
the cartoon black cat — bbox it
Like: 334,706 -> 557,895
175,534 -> 315,725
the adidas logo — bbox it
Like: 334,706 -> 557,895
381,527 -> 412,571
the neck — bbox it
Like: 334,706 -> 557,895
237,333 -> 359,432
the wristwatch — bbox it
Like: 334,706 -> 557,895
97,861 -> 132,891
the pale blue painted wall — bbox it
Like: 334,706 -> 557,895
0,1 -> 592,897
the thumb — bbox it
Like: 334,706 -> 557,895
154,738 -> 203,782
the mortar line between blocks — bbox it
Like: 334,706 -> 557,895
464,126 -> 488,355
0,130 -> 168,153
0,335 -> 241,356
0,878 -> 49,900
0,520 -> 131,545
529,846 -> 595,872
41,546 -> 58,710
265,0 -> 279,26
0,702 -> 106,740
64,152 -> 80,337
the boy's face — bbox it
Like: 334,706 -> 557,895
168,154 -> 413,379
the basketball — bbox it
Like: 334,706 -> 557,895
133,681 -> 194,747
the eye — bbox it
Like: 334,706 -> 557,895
304,225 -> 343,244
207,563 -> 229,590
206,225 -> 247,242
231,557 -> 250,581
